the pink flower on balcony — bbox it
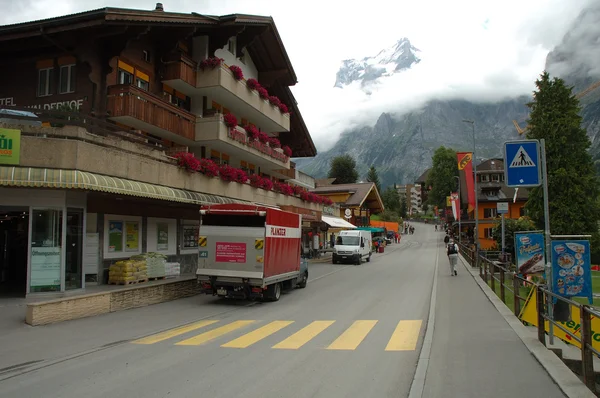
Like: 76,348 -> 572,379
174,152 -> 200,172
218,164 -> 238,182
259,177 -> 273,191
198,158 -> 219,177
257,87 -> 269,100
223,113 -> 238,128
278,103 -> 289,114
282,145 -> 292,157
200,57 -> 224,70
274,182 -> 294,196
229,65 -> 244,81
292,185 -> 303,196
268,96 -> 281,107
234,168 -> 249,184
246,78 -> 260,90
269,137 -> 281,148
258,132 -> 270,144
243,125 -> 259,141
249,174 -> 262,188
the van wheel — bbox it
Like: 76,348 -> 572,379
298,271 -> 308,288
266,283 -> 281,301
367,253 -> 371,263
356,256 -> 362,266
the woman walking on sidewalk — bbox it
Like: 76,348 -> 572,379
447,238 -> 459,276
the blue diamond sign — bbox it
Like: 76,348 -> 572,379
503,140 -> 541,188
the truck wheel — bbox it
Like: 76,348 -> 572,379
266,283 -> 281,301
298,271 -> 308,288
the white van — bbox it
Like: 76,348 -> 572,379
332,230 -> 372,265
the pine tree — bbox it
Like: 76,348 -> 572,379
328,155 -> 359,184
525,72 -> 600,257
367,165 -> 382,194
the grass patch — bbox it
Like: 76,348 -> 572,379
485,276 -> 532,313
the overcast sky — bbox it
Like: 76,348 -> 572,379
1,0 -> 594,150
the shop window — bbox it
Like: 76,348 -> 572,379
181,224 -> 199,250
37,68 -> 54,97
483,208 -> 497,219
107,219 -> 140,255
118,69 -> 133,85
59,64 -> 76,94
30,209 -> 62,292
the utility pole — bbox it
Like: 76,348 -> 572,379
454,175 -> 461,244
462,120 -> 478,260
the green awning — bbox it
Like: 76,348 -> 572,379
355,227 -> 386,233
0,166 -> 247,205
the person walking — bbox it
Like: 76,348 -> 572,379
444,234 -> 450,244
447,238 -> 459,276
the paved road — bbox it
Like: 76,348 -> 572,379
0,230 -> 436,398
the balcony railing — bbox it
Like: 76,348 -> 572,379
107,84 -> 196,141
163,53 -> 196,88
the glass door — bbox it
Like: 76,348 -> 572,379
65,208 -> 83,290
30,209 -> 62,293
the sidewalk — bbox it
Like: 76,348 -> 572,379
419,244 -> 586,398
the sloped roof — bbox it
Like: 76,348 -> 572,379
315,178 -> 336,187
415,168 -> 430,184
311,182 -> 384,210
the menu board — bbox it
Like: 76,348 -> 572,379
551,240 -> 593,304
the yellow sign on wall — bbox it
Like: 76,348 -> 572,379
519,288 -> 600,349
0,128 -> 20,165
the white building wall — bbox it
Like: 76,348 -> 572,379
214,37 -> 259,81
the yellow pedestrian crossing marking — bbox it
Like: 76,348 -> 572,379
385,320 -> 423,351
175,320 -> 255,346
134,319 -> 423,352
273,321 -> 335,350
132,320 -> 218,345
222,321 -> 294,348
327,320 -> 378,350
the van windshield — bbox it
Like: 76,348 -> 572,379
337,236 -> 359,246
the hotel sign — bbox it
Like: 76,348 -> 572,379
0,128 -> 20,165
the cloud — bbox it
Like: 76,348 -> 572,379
0,0 -> 594,152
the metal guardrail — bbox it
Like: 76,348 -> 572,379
475,254 -> 599,394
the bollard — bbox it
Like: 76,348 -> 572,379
580,306 -> 596,393
499,268 -> 506,303
513,275 -> 521,316
536,288 -> 546,346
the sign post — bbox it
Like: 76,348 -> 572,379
504,139 -> 554,342
497,202 -> 509,255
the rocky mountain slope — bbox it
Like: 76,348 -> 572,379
297,6 -> 600,188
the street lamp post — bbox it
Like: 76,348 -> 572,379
462,119 -> 478,261
453,175 -> 461,244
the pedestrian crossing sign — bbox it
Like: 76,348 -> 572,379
504,140 -> 541,188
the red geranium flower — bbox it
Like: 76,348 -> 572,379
200,57 -> 224,70
229,65 -> 244,81
243,125 -> 259,141
198,158 -> 219,177
258,132 -> 270,144
269,137 -> 281,148
174,152 -> 200,172
268,96 -> 281,107
257,87 -> 269,99
246,78 -> 260,90
278,103 -> 289,114
223,113 -> 238,128
282,145 -> 292,157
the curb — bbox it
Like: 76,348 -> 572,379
458,256 -> 595,398
408,234 -> 440,398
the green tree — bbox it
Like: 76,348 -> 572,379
366,165 -> 382,194
328,155 -> 359,184
379,209 -> 402,223
525,72 -> 600,259
426,146 -> 459,209
399,196 -> 408,218
491,217 -> 537,261
381,186 -> 400,213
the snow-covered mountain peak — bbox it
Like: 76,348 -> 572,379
334,38 -> 421,88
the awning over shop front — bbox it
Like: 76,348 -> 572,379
322,215 -> 356,229
0,166 -> 247,205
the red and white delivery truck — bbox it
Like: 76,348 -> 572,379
196,204 -> 308,301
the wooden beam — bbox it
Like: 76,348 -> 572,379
258,68 -> 289,87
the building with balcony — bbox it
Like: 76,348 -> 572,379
456,158 -> 529,249
0,4 -> 324,297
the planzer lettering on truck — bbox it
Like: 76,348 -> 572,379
270,227 -> 286,237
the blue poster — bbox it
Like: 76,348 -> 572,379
551,240 -> 593,304
515,232 -> 545,275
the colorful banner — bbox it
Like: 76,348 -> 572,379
450,192 -> 459,220
446,196 -> 452,208
520,288 -> 600,350
457,152 -> 475,213
125,222 -> 139,251
108,221 -> 123,252
0,128 -> 21,165
551,240 -> 592,304
515,232 -> 545,275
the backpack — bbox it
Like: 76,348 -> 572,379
447,243 -> 458,255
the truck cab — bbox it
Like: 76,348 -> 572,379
332,230 -> 372,265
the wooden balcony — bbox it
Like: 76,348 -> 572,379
107,84 -> 195,142
163,53 -> 196,90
